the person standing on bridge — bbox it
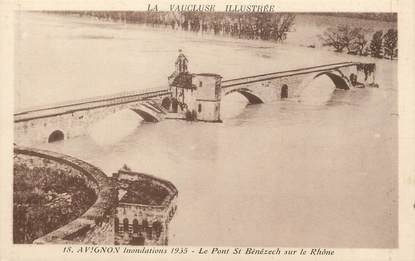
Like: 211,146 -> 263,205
175,49 -> 189,74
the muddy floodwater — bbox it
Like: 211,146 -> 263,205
15,12 -> 398,247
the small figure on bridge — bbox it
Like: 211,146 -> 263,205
175,49 -> 189,74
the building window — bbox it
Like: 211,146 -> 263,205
114,217 -> 119,233
123,218 -> 129,233
147,226 -> 153,240
281,84 -> 288,99
142,219 -> 148,228
153,221 -> 163,239
199,81 -> 203,87
133,219 -> 139,233
198,104 -> 202,113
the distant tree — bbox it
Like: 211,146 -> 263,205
383,29 -> 398,59
362,46 -> 371,56
319,26 -> 346,52
319,25 -> 362,53
349,28 -> 370,55
343,27 -> 365,53
369,30 -> 384,58
271,14 -> 296,42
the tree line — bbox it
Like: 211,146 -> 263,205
319,25 -> 398,59
41,11 -> 397,59
42,11 -> 296,43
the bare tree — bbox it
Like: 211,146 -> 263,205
319,25 -> 362,53
349,28 -> 370,55
271,14 -> 296,42
319,26 -> 347,52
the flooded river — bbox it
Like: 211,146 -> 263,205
15,12 -> 398,247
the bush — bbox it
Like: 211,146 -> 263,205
13,164 -> 97,243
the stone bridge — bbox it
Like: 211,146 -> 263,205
221,62 -> 376,104
14,88 -> 171,145
14,62 -> 376,145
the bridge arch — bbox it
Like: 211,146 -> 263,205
224,88 -> 264,104
296,70 -> 351,99
48,129 -> 64,143
313,71 -> 350,90
161,97 -> 171,110
129,102 -> 164,122
130,109 -> 159,122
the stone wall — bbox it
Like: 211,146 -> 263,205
14,146 -> 118,244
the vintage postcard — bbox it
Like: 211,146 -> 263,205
0,0 -> 414,260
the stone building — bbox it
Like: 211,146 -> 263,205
112,170 -> 178,245
166,72 -> 222,122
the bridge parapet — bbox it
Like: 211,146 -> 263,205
221,62 -> 356,88
15,88 -> 171,121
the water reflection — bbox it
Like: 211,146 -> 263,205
298,75 -> 336,105
221,93 -> 249,120
88,110 -> 143,146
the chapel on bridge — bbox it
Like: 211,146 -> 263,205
165,50 -> 222,122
